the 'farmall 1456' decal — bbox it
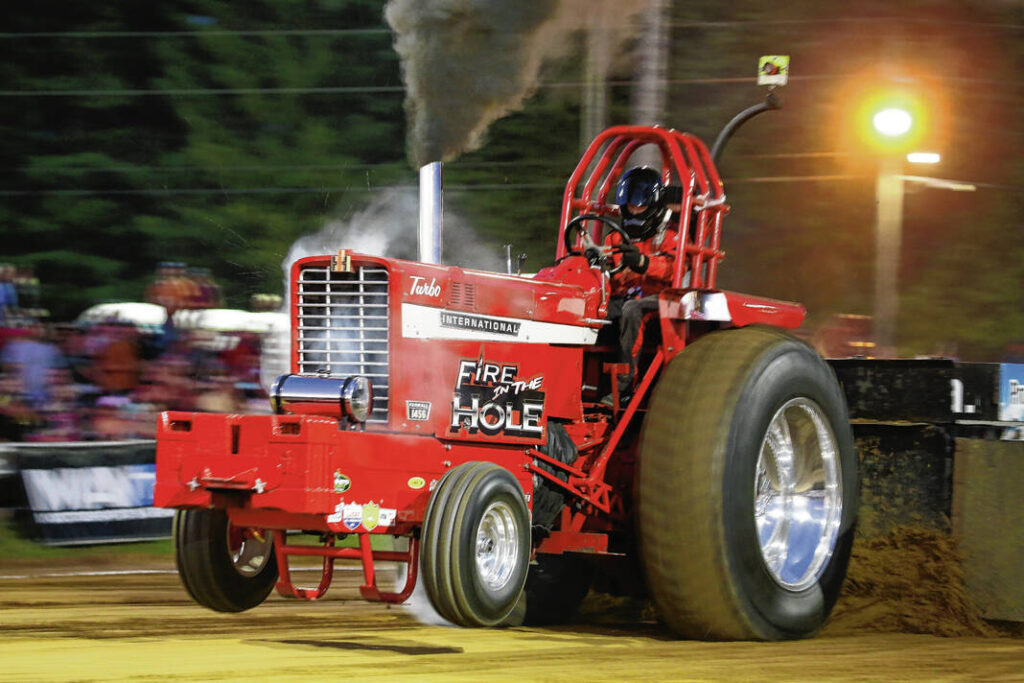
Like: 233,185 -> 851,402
450,359 -> 544,438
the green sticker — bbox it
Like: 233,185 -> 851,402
333,470 -> 351,493
362,502 -> 380,531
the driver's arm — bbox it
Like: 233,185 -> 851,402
617,243 -> 648,273
613,239 -> 677,285
642,251 -> 674,281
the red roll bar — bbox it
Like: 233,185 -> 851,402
557,126 -> 727,291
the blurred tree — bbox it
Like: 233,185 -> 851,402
143,0 -> 407,307
0,0 -> 406,316
0,1 -> 185,317
0,0 -> 1019,361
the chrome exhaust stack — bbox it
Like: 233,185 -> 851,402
418,162 -> 443,264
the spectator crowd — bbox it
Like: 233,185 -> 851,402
1,263 -> 269,443
145,262 -> 223,312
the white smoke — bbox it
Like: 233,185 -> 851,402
261,188 -> 506,389
392,561 -> 526,627
284,190 -> 419,268
393,563 -> 455,627
282,188 -> 504,273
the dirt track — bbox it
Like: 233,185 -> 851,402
0,556 -> 1021,682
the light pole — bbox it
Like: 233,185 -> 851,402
873,155 -> 904,352
873,141 -> 967,353
870,104 -> 927,353
851,80 -> 953,353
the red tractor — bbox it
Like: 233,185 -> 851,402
155,118 -> 858,641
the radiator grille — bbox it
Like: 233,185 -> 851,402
296,265 -> 389,423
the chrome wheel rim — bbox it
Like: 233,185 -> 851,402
754,398 -> 843,591
227,525 -> 273,577
475,501 -> 520,591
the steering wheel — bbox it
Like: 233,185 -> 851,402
563,213 -> 633,274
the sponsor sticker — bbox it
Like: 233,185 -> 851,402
362,502 -> 380,531
408,476 -> 426,490
333,470 -> 351,493
329,500 -> 396,530
342,502 -> 363,531
327,500 -> 344,524
406,401 -> 431,421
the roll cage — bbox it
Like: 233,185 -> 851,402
556,125 -> 728,291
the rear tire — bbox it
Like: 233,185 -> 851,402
530,422 -> 578,533
421,462 -> 530,626
637,326 -> 857,640
173,508 -> 278,612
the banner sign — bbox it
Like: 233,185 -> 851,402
999,364 -> 1024,423
12,441 -> 173,545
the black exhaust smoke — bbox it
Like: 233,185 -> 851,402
385,0 -> 645,168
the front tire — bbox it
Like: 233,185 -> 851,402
420,462 -> 531,626
637,326 -> 857,640
173,508 -> 278,612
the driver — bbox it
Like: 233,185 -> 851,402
602,166 -> 680,407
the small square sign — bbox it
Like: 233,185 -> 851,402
758,55 -> 790,86
406,400 -> 431,421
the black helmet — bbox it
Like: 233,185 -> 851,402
615,166 -> 666,240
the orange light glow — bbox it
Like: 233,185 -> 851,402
832,66 -> 947,160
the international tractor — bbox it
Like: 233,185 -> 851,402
154,102 -> 858,641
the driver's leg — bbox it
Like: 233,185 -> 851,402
599,297 -> 629,407
619,296 -> 659,386
602,294 -> 658,407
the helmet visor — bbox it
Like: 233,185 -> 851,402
621,183 -> 656,211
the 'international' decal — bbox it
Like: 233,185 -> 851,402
401,303 -> 598,344
440,312 -> 521,337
